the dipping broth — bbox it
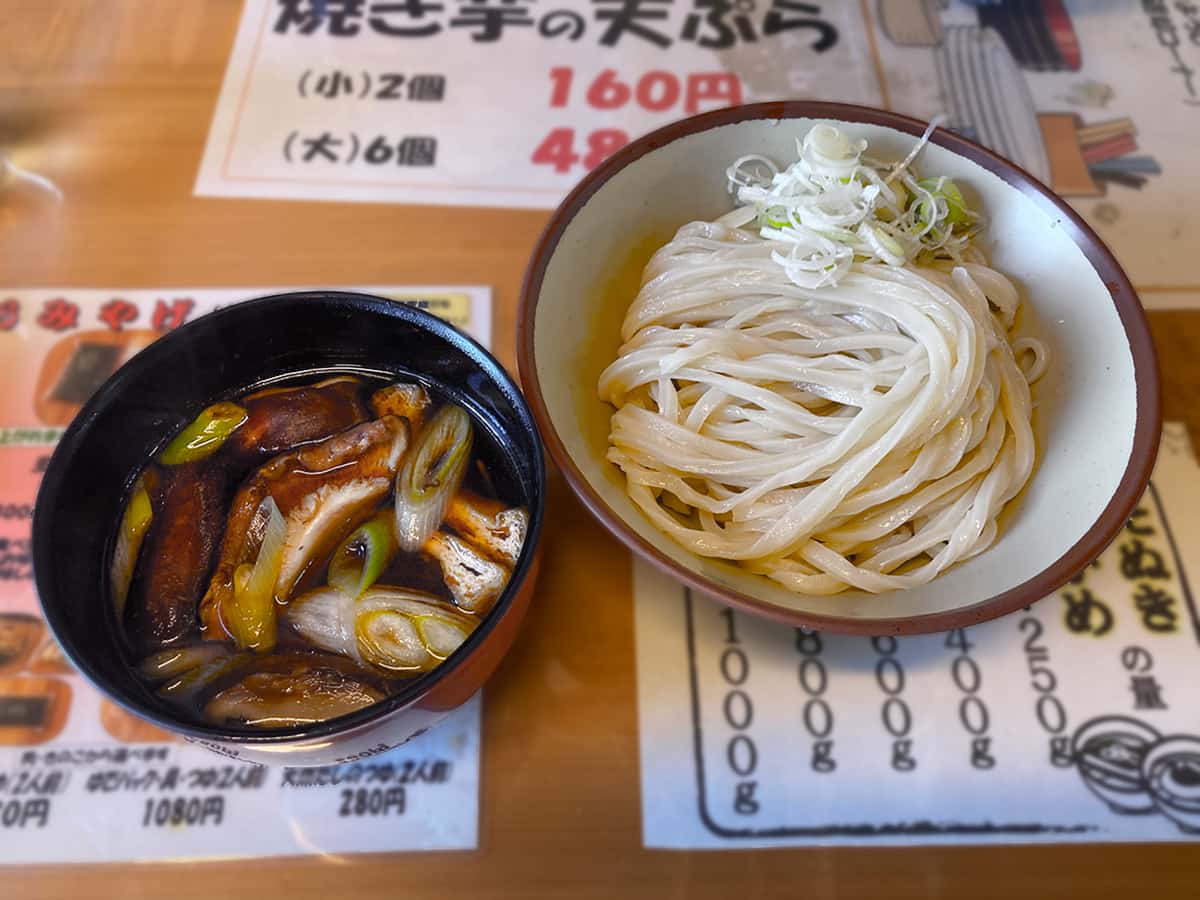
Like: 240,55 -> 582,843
112,374 -> 528,729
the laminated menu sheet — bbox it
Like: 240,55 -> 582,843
194,0 -> 876,210
0,286 -> 489,863
196,0 -> 1200,298
636,423 -> 1200,848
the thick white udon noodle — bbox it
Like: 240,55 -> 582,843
598,212 -> 1048,595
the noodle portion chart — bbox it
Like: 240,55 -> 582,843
635,423 -> 1200,848
0,286 -> 490,863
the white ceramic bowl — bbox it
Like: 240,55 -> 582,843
519,102 -> 1160,634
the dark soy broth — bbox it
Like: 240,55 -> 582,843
113,372 -> 527,730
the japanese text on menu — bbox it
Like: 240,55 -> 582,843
196,0 -> 871,207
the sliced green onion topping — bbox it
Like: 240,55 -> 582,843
917,176 -> 969,226
111,475 -> 153,620
140,643 -> 227,681
393,404 -> 473,552
328,512 -> 397,597
223,496 -> 286,652
160,402 -> 248,465
158,651 -> 252,701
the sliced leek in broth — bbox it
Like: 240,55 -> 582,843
116,373 -> 528,730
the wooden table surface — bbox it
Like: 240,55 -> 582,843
3,3 -> 1198,897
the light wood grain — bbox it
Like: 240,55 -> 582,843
3,3 -> 1199,897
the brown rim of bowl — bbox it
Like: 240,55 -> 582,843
517,100 -> 1162,636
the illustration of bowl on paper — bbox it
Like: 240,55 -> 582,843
1072,716 -> 1160,814
1143,736 -> 1200,832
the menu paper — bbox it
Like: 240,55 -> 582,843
194,0 -> 875,209
0,286 -> 490,863
196,2 -> 1200,296
636,423 -> 1200,848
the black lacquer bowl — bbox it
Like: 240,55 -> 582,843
34,291 -> 545,765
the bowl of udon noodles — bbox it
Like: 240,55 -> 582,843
33,291 -> 545,765
518,102 -> 1160,634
